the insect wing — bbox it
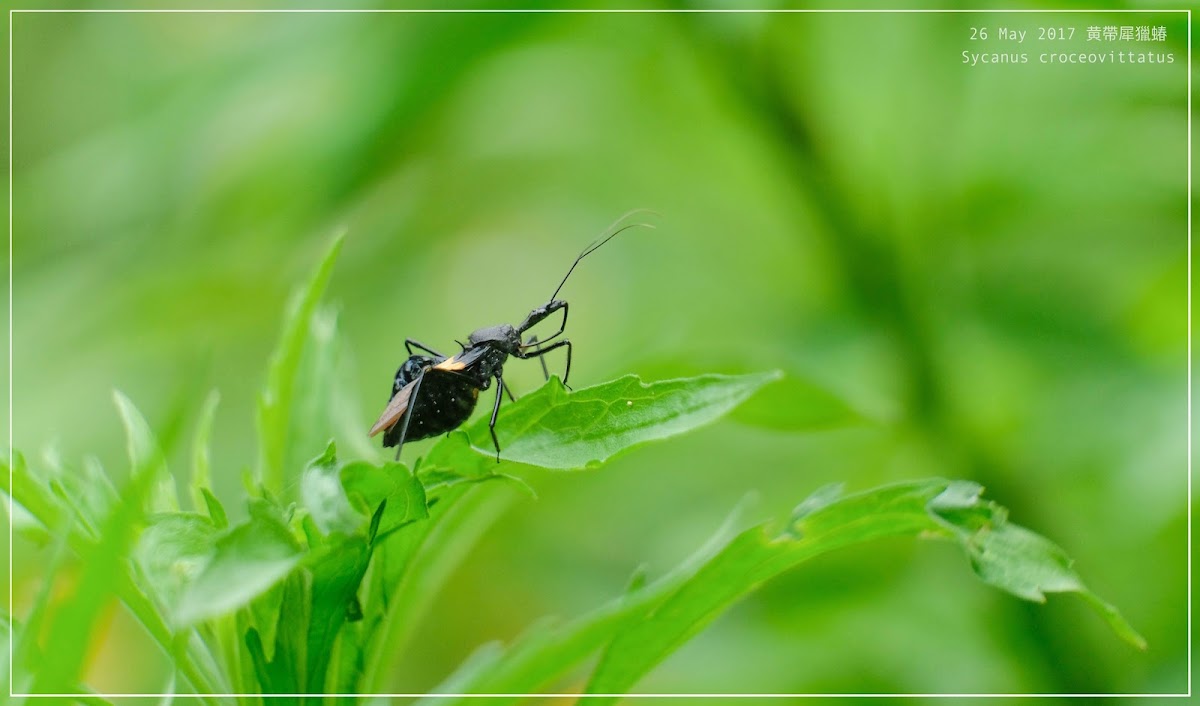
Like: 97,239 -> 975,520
434,346 -> 487,372
369,377 -> 418,437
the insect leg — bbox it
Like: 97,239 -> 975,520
532,303 -> 569,346
489,373 -> 505,463
515,339 -> 573,389
405,338 -> 445,358
525,334 -> 550,381
393,373 -> 425,462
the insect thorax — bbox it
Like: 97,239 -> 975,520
467,323 -> 521,350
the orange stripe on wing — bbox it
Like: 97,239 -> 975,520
433,355 -> 467,371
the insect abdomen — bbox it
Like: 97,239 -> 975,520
381,372 -> 479,447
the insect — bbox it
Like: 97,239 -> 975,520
369,213 -> 653,462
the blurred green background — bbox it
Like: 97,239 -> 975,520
5,4 -> 1189,697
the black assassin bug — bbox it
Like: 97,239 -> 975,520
369,213 -> 654,462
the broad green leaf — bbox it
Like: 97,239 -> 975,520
299,442 -> 429,540
371,374 -> 774,693
189,390 -> 221,513
135,513 -> 219,618
634,356 -> 865,432
926,483 -> 1146,649
114,391 -> 178,512
730,374 -> 865,431
257,232 -> 345,493
300,442 -> 361,536
176,513 -> 304,626
339,460 -> 428,536
424,372 -> 781,470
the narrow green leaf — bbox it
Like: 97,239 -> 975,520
41,456 -> 120,541
8,532 -> 72,695
3,449 -> 68,537
200,488 -> 228,530
581,480 -> 1143,699
176,513 -> 304,626
3,455 -> 223,699
114,390 -> 178,512
189,390 -> 221,513
257,232 -> 345,493
245,627 -> 293,698
425,372 -> 781,470
246,582 -> 286,664
30,408 -> 163,694
360,483 -> 515,693
304,536 -> 372,693
288,304 -> 343,478
279,571 -> 313,695
419,494 -> 756,704
423,479 -> 1140,701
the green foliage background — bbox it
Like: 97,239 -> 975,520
4,4 -> 1189,698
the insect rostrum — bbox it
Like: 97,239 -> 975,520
369,213 -> 654,462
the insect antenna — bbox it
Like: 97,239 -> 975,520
549,209 -> 658,301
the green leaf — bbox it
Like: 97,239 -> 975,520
580,480 -> 1143,699
3,455 -> 224,698
3,450 -> 68,538
300,442 -> 361,536
632,356 -> 865,432
189,390 -> 221,513
730,374 -> 865,431
249,568 -> 311,695
257,232 -> 345,494
288,304 -> 343,477
360,483 -> 515,693
299,441 -> 429,540
926,484 -> 1146,649
339,461 -> 428,536
176,513 -> 304,626
135,513 -> 219,617
30,400 -> 166,694
246,581 -> 286,665
114,391 -> 178,512
304,536 -> 372,693
423,479 -> 1141,702
8,532 -> 72,695
418,495 -> 756,704
200,488 -> 228,530
425,372 -> 781,470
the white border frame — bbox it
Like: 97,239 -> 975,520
7,5 -> 1190,701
